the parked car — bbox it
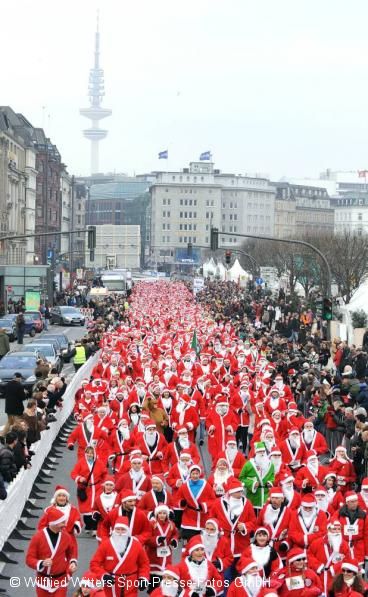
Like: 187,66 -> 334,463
42,333 -> 73,362
50,306 -> 85,326
22,343 -> 62,373
24,310 -> 44,332
0,317 -> 18,341
0,352 -> 38,394
3,314 -> 37,339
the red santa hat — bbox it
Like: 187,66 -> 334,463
361,478 -> 368,489
269,387 -> 280,395
288,402 -> 298,411
179,449 -> 192,459
119,489 -> 137,502
53,485 -> 70,500
154,505 -> 170,517
186,536 -> 205,554
114,516 -> 130,531
314,485 -> 327,496
345,491 -> 358,503
102,476 -> 115,486
46,507 -> 67,526
254,525 -> 271,538
341,557 -> 360,574
225,478 -> 244,495
301,494 -> 316,507
189,464 -> 202,475
162,564 -> 180,581
238,557 -> 258,575
288,427 -> 299,436
323,472 -> 337,482
151,475 -> 164,486
269,448 -> 282,456
145,420 -> 157,430
287,547 -> 307,564
177,427 -> 188,435
269,487 -> 284,498
205,518 -> 220,533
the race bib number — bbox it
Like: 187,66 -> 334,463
337,476 -> 346,485
285,576 -> 305,590
344,525 -> 357,536
332,554 -> 343,563
157,546 -> 171,557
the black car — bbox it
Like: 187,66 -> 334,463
0,352 -> 38,394
50,306 -> 85,326
0,317 -> 18,342
42,333 -> 73,362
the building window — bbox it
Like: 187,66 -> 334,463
180,224 -> 183,230
222,214 -> 226,220
180,212 -> 183,218
194,200 -> 197,206
193,237 -> 197,243
358,213 -> 363,221
184,236 -> 187,243
167,211 -> 170,217
163,223 -> 166,230
206,212 -> 210,218
211,200 -> 214,206
205,236 -> 209,243
167,223 -> 170,230
234,214 -> 238,220
179,236 -> 183,243
206,200 -> 210,206
163,199 -> 167,205
163,211 -> 166,217
193,224 -> 197,231
206,224 -> 209,231
162,236 -> 166,243
180,199 -> 183,205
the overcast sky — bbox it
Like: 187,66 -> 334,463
2,0 -> 368,179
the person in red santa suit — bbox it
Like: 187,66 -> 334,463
177,537 -> 223,597
90,516 -> 150,597
164,426 -> 200,470
330,557 -> 368,597
284,401 -> 306,431
294,450 -> 329,492
208,457 -> 236,499
323,472 -> 345,513
38,485 -> 82,557
138,475 -> 174,518
227,558 -> 264,597
115,454 -> 152,498
258,487 -> 291,557
272,373 -> 293,403
193,518 -> 233,575
264,387 -> 287,418
329,446 -> 357,495
270,410 -> 289,441
279,474 -> 301,510
357,477 -> 368,513
307,520 -> 350,596
101,489 -> 151,544
289,493 -> 328,549
280,428 -> 307,473
332,491 -> 368,566
94,404 -> 115,434
26,507 -> 77,597
67,413 -> 109,462
92,477 -> 119,542
108,418 -> 134,475
136,419 -> 168,476
166,449 -> 193,525
269,448 -> 290,486
171,394 -> 200,443
150,565 -> 186,597
109,390 -> 129,425
70,445 -> 107,534
301,420 -> 329,456
272,547 -> 323,597
175,464 -> 216,541
206,400 -> 238,464
74,389 -> 97,422
238,526 -> 283,579
146,505 -> 179,591
92,354 -> 110,380
230,380 -> 252,454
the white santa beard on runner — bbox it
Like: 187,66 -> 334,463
328,532 -> 342,553
251,544 -> 271,567
187,559 -> 208,589
161,581 -> 179,597
145,432 -> 157,447
289,437 -> 300,449
111,533 -> 129,552
264,504 -> 280,525
303,430 -> 314,443
229,496 -> 243,517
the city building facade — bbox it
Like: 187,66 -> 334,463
149,161 -> 276,267
331,193 -> 368,235
84,224 -> 141,270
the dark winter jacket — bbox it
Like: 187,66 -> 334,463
0,445 -> 17,482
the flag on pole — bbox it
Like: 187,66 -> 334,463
199,151 -> 212,161
191,329 -> 200,354
358,169 -> 368,177
158,150 -> 168,159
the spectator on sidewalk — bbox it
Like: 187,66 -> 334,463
22,399 -> 47,447
3,372 -> 27,435
0,432 -> 18,484
0,328 -> 9,359
15,311 -> 26,344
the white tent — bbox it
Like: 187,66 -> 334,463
203,257 -> 217,278
347,279 -> 368,313
215,262 -> 227,281
227,258 -> 250,287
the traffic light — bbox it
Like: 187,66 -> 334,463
210,227 -> 219,251
322,297 -> 333,321
187,242 -> 193,259
87,226 -> 96,250
225,250 -> 231,265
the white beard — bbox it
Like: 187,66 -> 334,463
251,544 -> 271,568
270,397 -> 279,409
176,402 -> 185,414
316,497 -> 328,512
242,574 -> 262,596
145,432 -> 157,447
282,487 -> 294,503
202,532 -> 218,556
303,430 -> 315,444
289,437 -> 300,450
178,437 -> 189,449
202,365 -> 209,374
264,504 -> 280,526
111,533 -> 129,553
144,368 -> 152,383
270,458 -> 281,473
264,439 -> 275,452
161,581 -> 179,597
162,397 -> 172,410
226,448 -> 237,463
300,508 -> 316,528
214,470 -> 230,485
119,428 -> 130,440
361,491 -> 368,505
328,533 -> 342,553
100,492 -> 117,512
183,362 -> 193,370
307,462 -> 319,476
254,454 -> 270,475
130,413 -> 139,426
130,469 -> 143,482
229,496 -> 244,518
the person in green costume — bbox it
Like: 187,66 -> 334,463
239,441 -> 275,513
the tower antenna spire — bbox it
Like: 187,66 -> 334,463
80,12 -> 111,174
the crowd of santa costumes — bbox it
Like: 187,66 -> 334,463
25,282 -> 368,597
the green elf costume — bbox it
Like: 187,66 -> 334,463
239,441 -> 275,511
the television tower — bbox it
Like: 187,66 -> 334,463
80,14 -> 112,174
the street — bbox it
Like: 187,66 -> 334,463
0,324 -> 88,427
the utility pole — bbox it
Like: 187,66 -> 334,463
69,175 -> 75,279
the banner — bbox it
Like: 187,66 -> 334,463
25,290 -> 41,311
